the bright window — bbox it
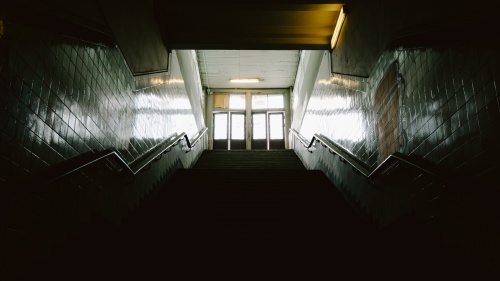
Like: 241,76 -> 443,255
252,114 -> 266,139
214,113 -> 228,139
251,94 -> 284,109
231,114 -> 245,140
268,95 -> 284,108
229,94 -> 246,109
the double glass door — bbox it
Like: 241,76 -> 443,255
213,111 -> 284,150
213,112 -> 245,150
252,112 -> 285,150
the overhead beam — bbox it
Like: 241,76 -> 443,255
155,1 -> 342,50
165,11 -> 339,26
162,3 -> 343,12
170,26 -> 335,36
209,89 -> 289,94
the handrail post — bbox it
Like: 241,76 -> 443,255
183,134 -> 192,151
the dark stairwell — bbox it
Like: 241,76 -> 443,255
31,150 -> 466,279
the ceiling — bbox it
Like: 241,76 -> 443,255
9,0 -> 498,81
155,2 -> 344,50
159,1 -> 342,90
7,0 -> 343,80
196,50 -> 300,89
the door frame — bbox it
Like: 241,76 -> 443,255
251,110 -> 285,150
267,111 -> 286,150
206,89 -> 291,150
212,111 -> 246,150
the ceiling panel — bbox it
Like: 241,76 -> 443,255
196,50 -> 300,89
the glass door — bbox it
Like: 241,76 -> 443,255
268,112 -> 285,149
251,113 -> 267,149
251,112 -> 285,150
213,113 -> 228,150
230,113 -> 246,150
213,112 -> 246,150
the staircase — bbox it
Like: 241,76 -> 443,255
30,150 -> 467,279
152,150 -> 370,241
117,150 -> 376,274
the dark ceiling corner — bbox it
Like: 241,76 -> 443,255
388,7 -> 500,49
98,0 -> 170,76
331,0 -> 499,79
3,1 -> 114,47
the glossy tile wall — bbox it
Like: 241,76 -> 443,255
293,46 -> 500,271
0,17 -> 206,279
298,46 -> 500,188
295,45 -> 500,223
0,22 -> 202,185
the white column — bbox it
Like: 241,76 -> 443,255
245,92 -> 252,150
206,94 -> 214,150
284,88 -> 291,149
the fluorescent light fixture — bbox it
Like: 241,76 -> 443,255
230,78 -> 260,83
331,6 -> 346,49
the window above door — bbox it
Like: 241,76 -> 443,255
213,93 -> 284,110
252,94 -> 284,109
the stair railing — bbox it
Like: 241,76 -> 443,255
9,128 -> 208,191
289,128 -> 455,186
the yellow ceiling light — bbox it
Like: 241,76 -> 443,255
330,6 -> 346,49
230,78 -> 260,83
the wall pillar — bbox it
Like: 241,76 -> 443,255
206,94 -> 214,149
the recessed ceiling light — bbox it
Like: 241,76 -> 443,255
230,78 -> 260,83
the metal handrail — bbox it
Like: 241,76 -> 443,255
183,127 -> 208,151
290,128 -> 454,185
129,127 -> 208,174
13,128 -> 208,189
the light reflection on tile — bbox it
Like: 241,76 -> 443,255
299,46 -> 500,188
0,22 -> 199,183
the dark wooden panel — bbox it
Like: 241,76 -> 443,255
375,62 -> 400,164
230,140 -> 246,150
213,139 -> 228,150
252,140 -> 267,150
